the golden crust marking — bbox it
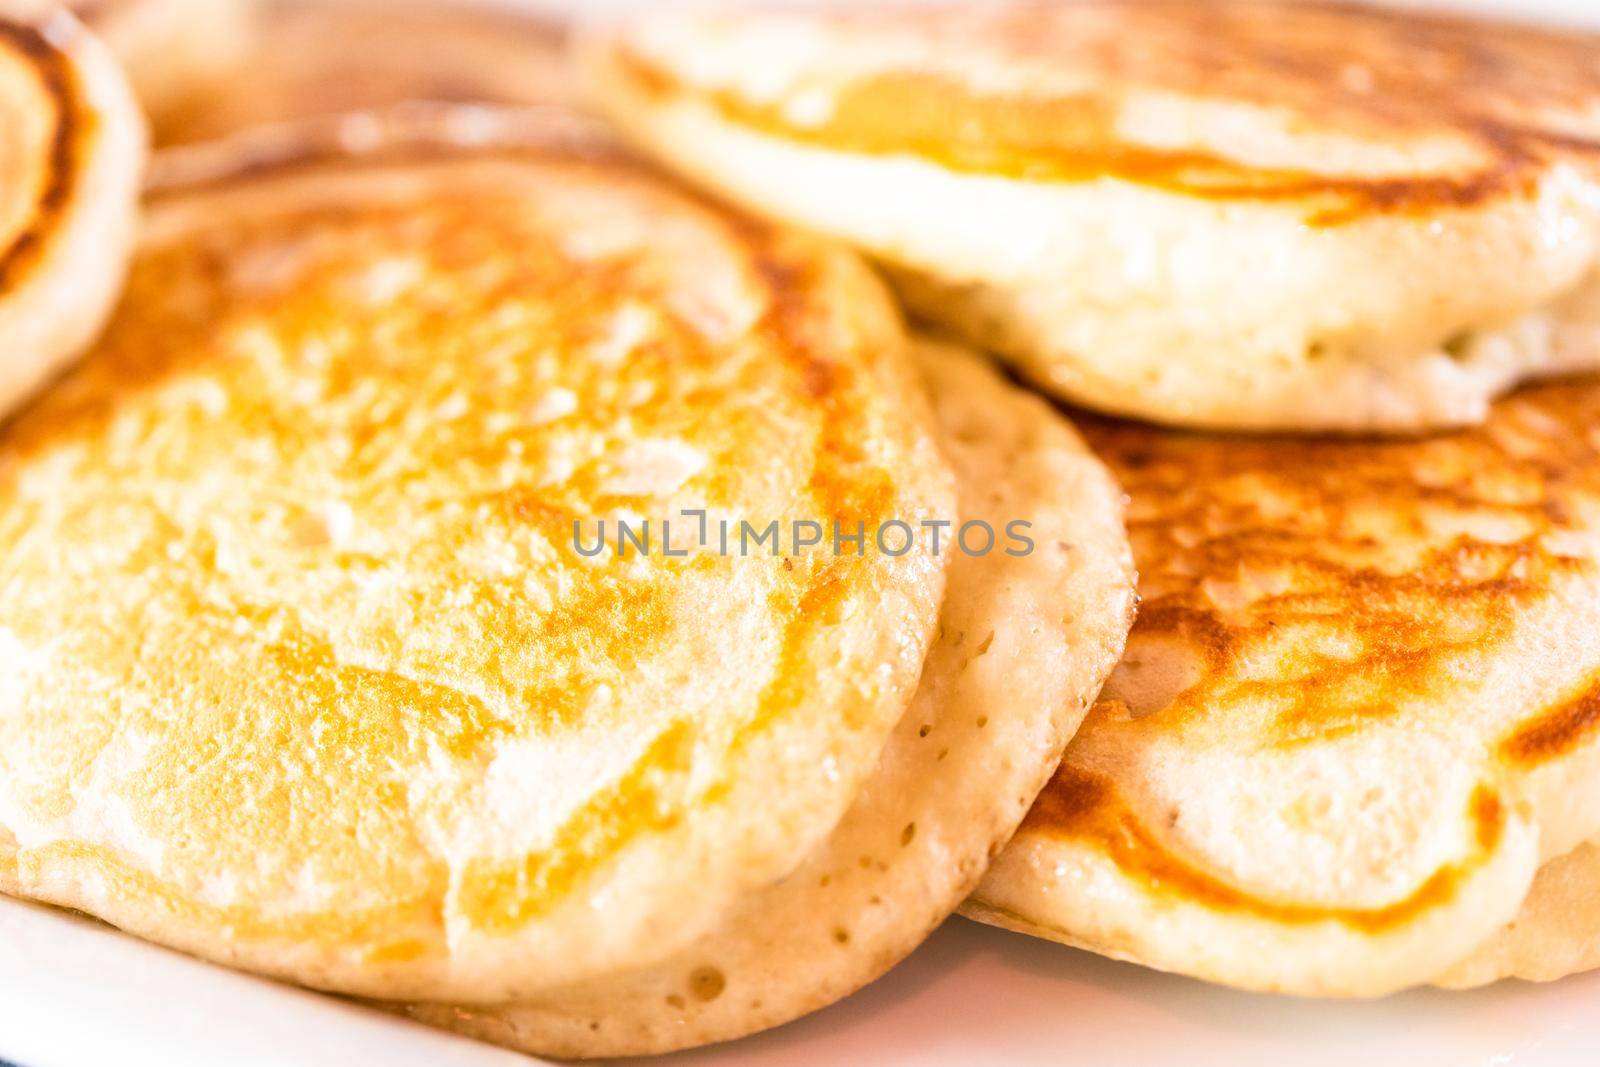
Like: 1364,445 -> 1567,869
619,0 -> 1600,224
453,236 -> 902,932
1502,672 -> 1600,767
1024,767 -> 1506,933
1016,380 -> 1600,935
459,721 -> 696,933
18,840 -> 447,949
0,15 -> 88,296
0,152 -> 930,957
1079,381 -> 1600,747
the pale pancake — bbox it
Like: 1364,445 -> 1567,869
968,378 -> 1600,995
1435,837 -> 1600,989
0,3 -> 144,419
69,0 -> 258,140
399,340 -> 1136,1058
0,108 -> 954,1005
584,1 -> 1600,433
159,0 -> 576,147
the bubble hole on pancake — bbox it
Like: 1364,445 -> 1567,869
0,106 -> 954,1005
583,1 -> 1600,433
966,378 -> 1600,995
398,338 -> 1136,1058
0,1 -> 144,419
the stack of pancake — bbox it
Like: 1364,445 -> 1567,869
1,0 -> 1598,1060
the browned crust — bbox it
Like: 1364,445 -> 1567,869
1,119 -> 938,972
1022,766 -> 1506,933
0,15 -> 89,297
617,0 -> 1600,225
1073,378 -> 1600,749
1004,377 -> 1600,944
1502,673 -> 1600,766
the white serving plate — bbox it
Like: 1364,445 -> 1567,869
6,895 -> 1600,1067
7,2 -> 1600,1065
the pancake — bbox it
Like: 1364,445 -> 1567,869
69,0 -> 258,140
1435,837 -> 1600,988
583,0 -> 1600,433
399,339 -> 1137,1057
158,0 -> 576,147
0,107 -> 956,1006
967,377 -> 1600,995
0,3 -> 144,419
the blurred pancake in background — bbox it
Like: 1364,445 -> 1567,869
69,0 -> 258,139
402,339 -> 1136,1057
967,379 -> 1600,994
0,1 -> 144,418
159,0 -> 574,145
584,0 -> 1600,432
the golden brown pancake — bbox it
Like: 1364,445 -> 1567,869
0,106 -> 956,1006
584,0 -> 1600,432
68,0 -> 258,139
157,0 -> 576,147
968,376 -> 1600,994
398,339 -> 1137,1057
0,2 -> 144,419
